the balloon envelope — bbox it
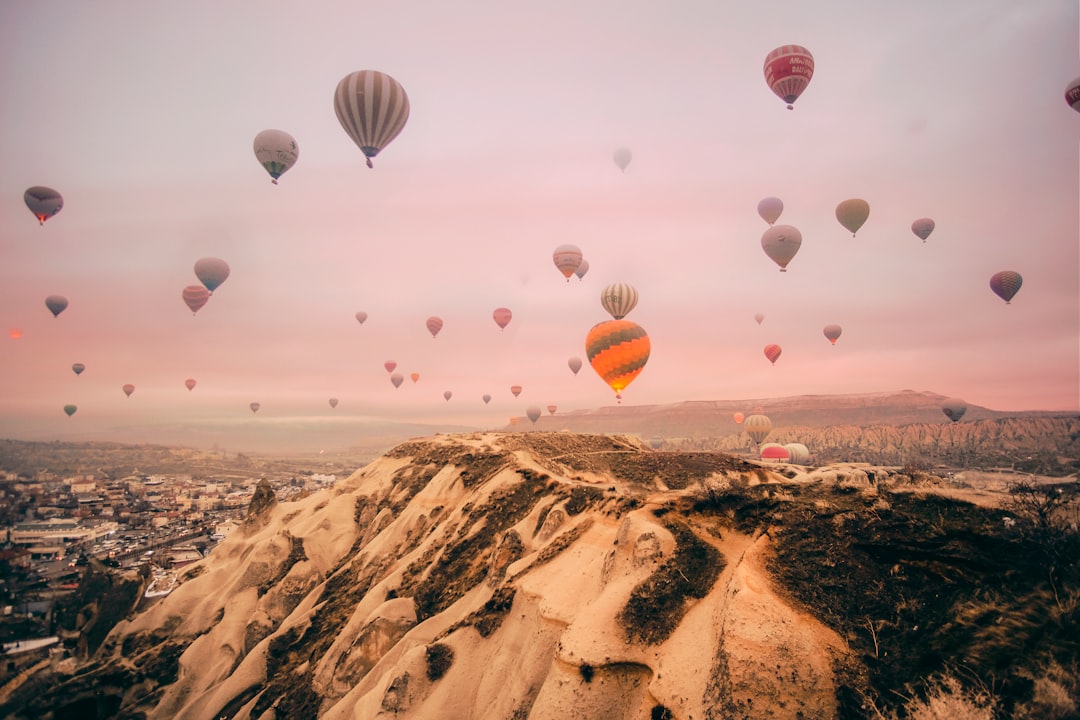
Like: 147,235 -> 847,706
24,186 -> 63,225
764,45 -> 814,109
72,363 -> 85,376
333,70 -> 410,168
613,147 -> 632,171
410,372 -> 420,383
552,244 -> 583,281
253,129 -> 299,183
390,373 -> 404,388
63,404 -> 77,417
574,259 -> 590,280
757,196 -> 783,225
384,361 -> 397,373
250,402 -> 261,413
443,390 -> 453,401
754,313 -> 765,325
989,271 -> 1022,304
823,324 -> 842,345
185,378 -> 197,391
743,414 -> 773,444
182,285 -> 210,315
764,344 -> 782,365
329,398 -> 339,408
122,384 -> 135,397
1066,76 -> 1080,112
426,316 -> 443,338
482,394 -> 492,404
45,295 -> 69,317
761,225 -> 802,272
493,307 -> 512,330
836,199 -> 870,236
568,357 -> 583,375
547,405 -> 557,415
526,406 -> 542,423
585,319 -> 651,400
194,257 -> 230,293
600,282 -> 639,320
355,311 -> 368,324
733,412 -> 745,424
911,217 -> 935,242
510,385 -> 523,398
760,443 -> 790,462
784,443 -> 811,465
942,398 -> 967,423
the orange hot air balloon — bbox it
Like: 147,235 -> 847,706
823,324 -> 842,345
733,412 -> 745,424
510,385 -> 523,398
585,319 -> 650,401
182,285 -> 210,315
185,378 -> 197,391
390,373 -> 404,388
10,329 -> 22,340
493,307 -> 512,330
547,405 -> 557,415
568,357 -> 583,375
426,316 -> 443,338
384,361 -> 397,373
410,372 -> 420,383
764,45 -> 814,109
764,344 -> 782,365
526,406 -> 542,423
122,384 -> 135,397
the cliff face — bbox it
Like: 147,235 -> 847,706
9,431 -> 1078,719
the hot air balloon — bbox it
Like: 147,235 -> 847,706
384,361 -> 397,373
10,329 -> 22,340
250,402 -> 261,413
426,316 -> 443,338
764,344 -> 782,365
122,384 -> 135,397
911,218 -> 935,242
990,271 -> 1022,304
601,282 -> 639,320
547,405 -> 557,415
333,70 -> 410,168
1066,77 -> 1080,113
526,406 -> 542,423
823,324 -> 842,345
72,363 -> 85,376
63,404 -> 77,417
761,225 -> 802,272
613,147 -> 632,172
185,378 -> 197,391
754,313 -> 765,325
253,129 -> 299,184
836,199 -> 870,236
194,257 -> 230,294
329,398 -> 339,408
942,398 -> 967,423
493,307 -> 512,330
443,390 -> 453,401
743,414 -> 772,444
784,443 -> 810,465
764,45 -> 814,109
482,394 -> 492,404
24,186 -> 63,225
575,259 -> 590,281
390,373 -> 404,388
182,286 -> 210,315
760,443 -> 790,462
552,244 -> 583,282
355,311 -> 368,324
733,412 -> 745,424
45,295 -> 68,318
410,372 -> 420,383
510,385 -> 523,398
757,197 -> 783,225
585,319 -> 650,401
568,357 -> 583,375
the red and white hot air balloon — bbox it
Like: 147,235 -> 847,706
764,45 -> 814,109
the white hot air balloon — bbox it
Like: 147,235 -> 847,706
253,129 -> 299,184
757,197 -> 783,225
761,225 -> 802,272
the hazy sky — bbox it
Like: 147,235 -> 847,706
2,1 -> 1078,447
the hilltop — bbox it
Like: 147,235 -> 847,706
4,431 -> 1077,719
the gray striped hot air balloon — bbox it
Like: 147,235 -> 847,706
334,70 -> 410,169
600,282 -> 639,320
743,414 -> 773,445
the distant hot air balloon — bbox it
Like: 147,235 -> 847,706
823,324 -> 842,345
784,443 -> 811,465
601,282 -> 639,320
526,406 -> 542,423
613,147 -> 632,172
761,225 -> 802,272
510,385 -> 523,398
547,405 -> 557,415
764,45 -> 814,109
122,384 -> 135,397
194,257 -> 230,294
185,378 -> 197,391
760,443 -> 790,462
355,311 -> 368,324
757,197 -> 783,225
733,412 -> 745,424
253,129 -> 299,184
552,244 -> 583,282
24,186 -> 63,225
182,285 -> 210,315
410,372 -> 420,383
384,361 -> 397,373
426,316 -> 443,338
575,259 -> 590,281
911,218 -> 935,242
493,307 -> 512,330
942,398 -> 967,423
568,357 -> 583,375
443,390 -> 453,401
329,398 -> 339,408
45,295 -> 68,318
1066,77 -> 1080,113
754,313 -> 765,325
989,271 -> 1023,304
585,319 -> 650,401
333,70 -> 410,168
482,394 -> 492,404
764,344 -> 782,365
836,199 -> 870,236
250,402 -> 261,413
743,414 -> 773,444
9,329 -> 22,340
390,373 -> 404,388
72,363 -> 85,376
63,404 -> 77,417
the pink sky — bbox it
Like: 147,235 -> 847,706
1,2 -> 1078,450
